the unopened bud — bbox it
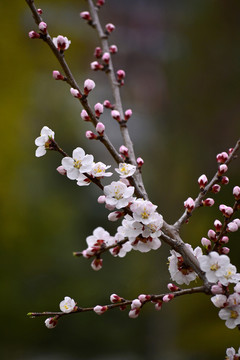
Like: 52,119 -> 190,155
214,219 -> 222,232
111,110 -> 121,121
216,151 -> 229,163
86,130 -> 97,140
128,309 -> 140,319
93,305 -> 107,315
221,247 -> 230,255
110,294 -> 122,303
219,236 -> 229,244
97,195 -> 106,204
138,294 -> 151,303
94,103 -> 104,117
124,109 -> 132,121
102,52 -> 110,64
70,87 -> 81,98
109,44 -> 118,54
52,70 -> 64,80
117,69 -> 126,80
45,317 -> 58,329
221,176 -> 229,185
105,23 -> 115,34
137,157 -> 144,167
37,9 -> 42,14
84,79 -> 95,95
96,122 -> 105,135
91,61 -> 103,71
91,258 -> 103,271
202,198 -> 214,207
81,109 -> 90,121
119,145 -> 129,157
212,184 -> 221,193
167,283 -> 180,292
56,165 -> 67,176
201,237 -> 211,249
80,11 -> 91,21
104,100 -> 114,109
218,164 -> 228,176
28,30 -> 40,39
198,174 -> 208,189
233,186 -> 240,200
162,294 -> 174,303
208,229 -> 216,240
184,197 -> 195,212
94,46 -> 102,58
108,211 -> 124,221
38,21 -> 47,33
227,222 -> 238,232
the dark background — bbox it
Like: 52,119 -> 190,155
1,0 -> 240,359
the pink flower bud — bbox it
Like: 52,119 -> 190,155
221,176 -> 229,185
94,47 -> 102,58
229,147 -> 234,154
218,164 -> 228,176
138,294 -> 151,303
96,0 -> 105,6
128,309 -> 140,319
93,305 -> 108,315
233,218 -> 240,228
202,198 -> 214,207
233,186 -> 240,200
37,9 -> 42,14
208,229 -> 216,240
137,157 -> 144,167
105,203 -> 116,211
124,109 -> 132,121
119,145 -> 129,157
184,197 -> 195,212
216,151 -> 229,163
96,122 -> 105,135
85,130 -> 97,140
38,21 -> 47,33
214,219 -> 222,232
110,294 -> 121,303
45,317 -> 58,329
198,174 -> 208,189
201,237 -> 211,249
212,184 -> 221,193
70,88 -> 81,98
56,165 -> 67,176
227,222 -> 238,232
219,236 -> 229,244
102,52 -> 110,64
52,70 -> 64,80
167,283 -> 180,292
97,195 -> 106,204
53,35 -> 71,51
111,110 -> 121,121
94,103 -> 104,117
91,258 -> 103,271
109,44 -> 118,54
105,23 -> 115,33
28,30 -> 40,39
80,109 -> 90,121
90,61 -> 103,71
154,301 -> 162,311
162,294 -> 174,303
80,11 -> 91,20
221,247 -> 230,255
108,211 -> 124,221
84,79 -> 95,95
211,283 -> 224,295
117,69 -> 126,80
131,299 -> 142,309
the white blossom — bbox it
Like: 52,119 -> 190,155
219,306 -> 240,329
198,251 -> 230,284
62,147 -> 94,180
211,294 -> 227,308
86,227 -> 111,249
90,162 -> 112,178
104,181 -> 134,209
59,296 -> 76,313
130,199 -> 158,225
35,126 -> 55,157
115,162 -> 136,178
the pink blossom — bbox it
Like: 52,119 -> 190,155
52,35 -> 71,51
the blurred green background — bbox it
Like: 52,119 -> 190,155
1,0 -> 240,359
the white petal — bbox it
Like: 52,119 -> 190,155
35,146 -> 46,157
